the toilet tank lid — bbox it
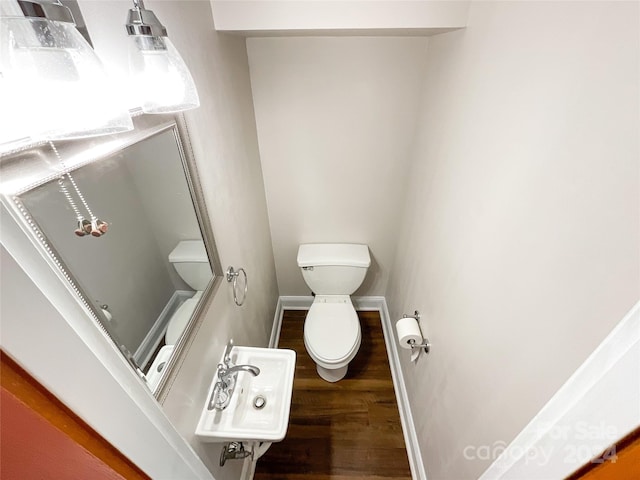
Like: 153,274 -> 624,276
297,243 -> 370,268
169,240 -> 208,263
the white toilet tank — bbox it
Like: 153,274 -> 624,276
297,244 -> 370,295
169,240 -> 212,291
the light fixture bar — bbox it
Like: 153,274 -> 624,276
125,0 -> 167,38
17,0 -> 73,23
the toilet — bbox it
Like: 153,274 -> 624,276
166,240 -> 211,345
297,243 -> 371,382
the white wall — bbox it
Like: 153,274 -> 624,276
479,301 -> 640,479
248,36 -> 428,296
125,130 -> 203,292
212,0 -> 469,35
385,2 -> 640,479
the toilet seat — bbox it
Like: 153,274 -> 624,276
304,296 -> 360,368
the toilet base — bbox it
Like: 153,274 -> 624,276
316,364 -> 348,383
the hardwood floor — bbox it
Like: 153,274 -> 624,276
254,310 -> 412,480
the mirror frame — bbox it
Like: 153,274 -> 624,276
0,114 -> 222,400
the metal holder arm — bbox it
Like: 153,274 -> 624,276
402,311 -> 431,354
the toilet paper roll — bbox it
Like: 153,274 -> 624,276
396,317 -> 423,350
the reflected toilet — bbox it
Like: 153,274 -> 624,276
166,240 -> 211,344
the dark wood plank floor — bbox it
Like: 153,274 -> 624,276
254,310 -> 412,480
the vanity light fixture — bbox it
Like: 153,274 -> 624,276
0,0 -> 133,144
125,0 -> 200,114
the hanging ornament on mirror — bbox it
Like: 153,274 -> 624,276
50,141 -> 109,238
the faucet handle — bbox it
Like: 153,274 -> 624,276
223,339 -> 234,367
216,363 -> 226,380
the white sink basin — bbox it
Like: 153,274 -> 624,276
195,346 -> 296,443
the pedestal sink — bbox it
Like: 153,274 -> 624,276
196,345 -> 296,443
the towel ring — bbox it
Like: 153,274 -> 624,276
226,266 -> 247,306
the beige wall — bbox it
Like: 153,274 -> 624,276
385,2 -> 640,478
79,1 -> 279,476
247,36 -> 428,296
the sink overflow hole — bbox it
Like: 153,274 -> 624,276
253,395 -> 266,410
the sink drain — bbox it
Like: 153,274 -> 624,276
253,395 -> 267,410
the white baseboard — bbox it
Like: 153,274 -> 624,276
352,295 -> 387,311
256,295 -> 425,480
268,297 -> 284,348
279,295 -> 393,312
377,298 -> 428,480
278,295 -> 314,310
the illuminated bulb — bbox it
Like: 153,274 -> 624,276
0,5 -> 133,147
127,34 -> 199,113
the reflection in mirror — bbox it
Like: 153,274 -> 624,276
1,118 -> 219,397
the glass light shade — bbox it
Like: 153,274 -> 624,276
127,35 -> 199,114
0,15 -> 133,145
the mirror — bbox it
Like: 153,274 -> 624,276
0,115 -> 221,398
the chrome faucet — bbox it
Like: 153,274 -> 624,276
221,364 -> 260,379
208,340 -> 260,411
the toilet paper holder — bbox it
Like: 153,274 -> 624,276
402,311 -> 431,354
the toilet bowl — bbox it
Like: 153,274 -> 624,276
165,291 -> 203,345
297,243 -> 370,382
304,296 -> 361,382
